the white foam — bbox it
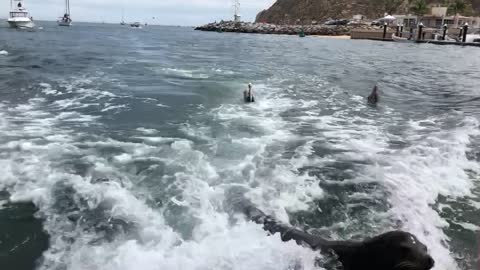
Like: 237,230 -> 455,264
468,199 -> 480,209
208,83 -> 325,223
0,70 -> 477,270
364,116 -> 480,270
101,104 -> 129,113
113,153 -> 133,164
0,200 -> 7,209
160,68 -> 210,79
39,82 -> 62,96
136,128 -> 157,135
0,50 -> 8,56
61,221 -> 319,270
452,221 -> 480,231
134,136 -> 175,144
255,81 -> 479,269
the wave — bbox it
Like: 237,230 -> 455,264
0,68 -> 478,270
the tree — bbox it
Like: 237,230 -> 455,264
370,0 -> 405,17
384,0 -> 405,15
448,0 -> 467,15
410,0 -> 428,21
447,0 -> 467,27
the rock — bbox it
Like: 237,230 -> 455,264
195,21 -> 355,36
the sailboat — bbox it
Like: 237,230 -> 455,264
7,0 -> 35,29
120,7 -> 126,25
57,0 -> 72,26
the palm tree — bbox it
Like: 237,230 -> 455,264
410,0 -> 428,23
448,0 -> 466,15
448,0 -> 466,27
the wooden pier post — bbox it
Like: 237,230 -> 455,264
462,23 -> 468,43
442,24 -> 448,40
383,22 -> 388,40
417,22 -> 423,41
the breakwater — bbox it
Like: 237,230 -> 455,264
195,21 -> 353,36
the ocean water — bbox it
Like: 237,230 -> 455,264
0,21 -> 479,270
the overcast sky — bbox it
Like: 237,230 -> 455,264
1,0 -> 276,25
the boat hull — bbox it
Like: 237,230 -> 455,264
465,34 -> 480,43
8,19 -> 35,29
58,21 -> 72,27
392,34 -> 414,43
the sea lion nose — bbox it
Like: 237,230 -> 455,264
426,256 -> 435,269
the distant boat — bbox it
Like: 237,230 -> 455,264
392,34 -> 414,43
465,34 -> 480,43
7,0 -> 35,29
120,7 -> 126,25
57,0 -> 72,26
130,22 -> 142,28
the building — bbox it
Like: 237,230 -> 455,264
352,14 -> 366,21
393,14 -> 418,28
393,5 -> 480,29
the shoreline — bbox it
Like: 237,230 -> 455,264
312,35 -> 351,39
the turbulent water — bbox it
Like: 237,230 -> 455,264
0,22 -> 479,270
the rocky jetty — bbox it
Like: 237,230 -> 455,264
195,21 -> 353,36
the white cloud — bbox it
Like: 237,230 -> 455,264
0,0 -> 276,25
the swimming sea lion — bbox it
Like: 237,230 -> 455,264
243,83 -> 255,103
242,202 -> 435,270
368,85 -> 379,105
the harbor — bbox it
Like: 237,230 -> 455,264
195,2 -> 480,48
1,1 -> 480,270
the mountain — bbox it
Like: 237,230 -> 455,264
255,0 -> 480,24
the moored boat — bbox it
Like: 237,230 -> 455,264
392,34 -> 415,43
7,0 -> 35,29
57,0 -> 72,26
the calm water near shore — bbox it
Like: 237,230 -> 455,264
0,21 -> 479,270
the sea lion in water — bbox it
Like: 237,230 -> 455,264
368,85 -> 379,104
243,83 -> 255,103
241,202 -> 435,270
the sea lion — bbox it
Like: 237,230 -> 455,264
243,83 -> 255,103
368,85 -> 379,105
241,202 -> 435,270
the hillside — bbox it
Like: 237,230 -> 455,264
255,0 -> 480,24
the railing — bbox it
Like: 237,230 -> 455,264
9,12 -> 29,18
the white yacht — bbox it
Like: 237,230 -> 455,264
465,34 -> 480,43
57,0 -> 72,26
7,0 -> 35,29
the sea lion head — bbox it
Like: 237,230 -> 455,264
362,231 -> 435,270
368,85 -> 379,104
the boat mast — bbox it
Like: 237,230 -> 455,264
66,0 -> 70,15
121,0 -> 125,23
